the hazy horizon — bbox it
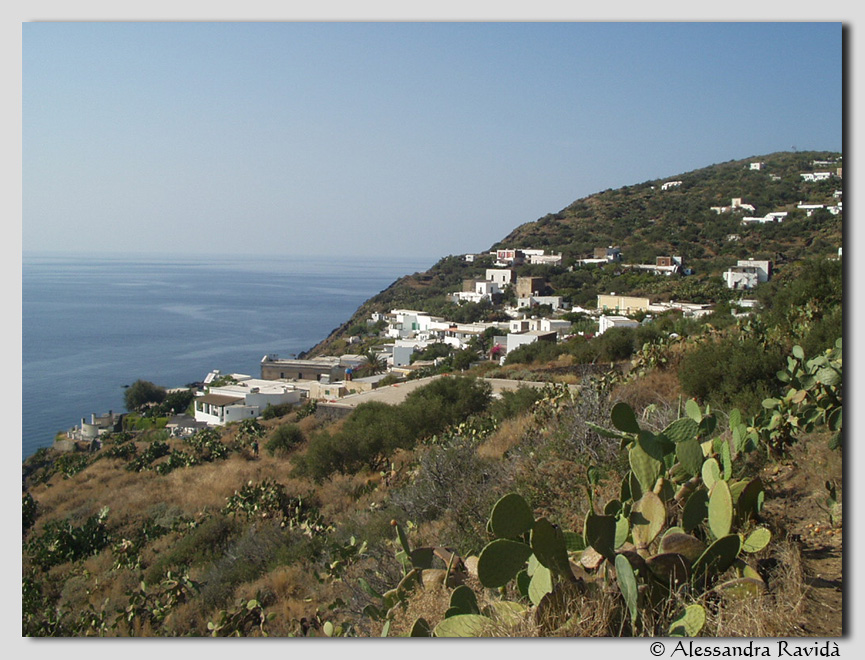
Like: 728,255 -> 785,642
23,22 -> 842,260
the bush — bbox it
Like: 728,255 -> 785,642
595,326 -> 638,362
123,379 -> 167,412
391,439 -> 507,553
678,337 -> 786,416
294,377 -> 492,481
489,387 -> 544,421
26,509 -> 111,570
144,515 -> 240,584
262,402 -> 295,420
504,340 -> 566,365
265,423 -> 304,456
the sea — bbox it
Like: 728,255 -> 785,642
21,252 -> 434,460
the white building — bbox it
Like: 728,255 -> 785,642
485,269 -> 514,286
517,295 -> 566,310
505,330 -> 557,355
722,259 -> 771,290
385,310 -> 444,339
750,162 -> 764,170
742,212 -> 788,224
598,315 -> 640,335
711,197 -> 756,214
194,376 -> 302,426
452,280 -> 502,304
528,318 -> 573,336
661,180 -> 682,190
527,253 -> 563,266
801,172 -> 833,182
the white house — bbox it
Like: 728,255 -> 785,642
517,295 -> 566,310
493,250 -> 524,267
452,280 -> 502,304
661,180 -> 682,190
528,318 -> 573,336
797,203 -> 826,217
750,162 -> 764,170
598,315 -> 640,335
723,268 -> 759,290
505,330 -> 557,355
742,212 -> 788,224
527,253 -> 563,266
194,375 -> 302,426
385,310 -> 444,339
711,198 -> 756,214
800,172 -> 833,182
485,269 -> 514,286
722,259 -> 771,290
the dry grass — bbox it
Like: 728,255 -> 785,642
611,369 -> 684,417
706,539 -> 808,637
477,414 -> 533,460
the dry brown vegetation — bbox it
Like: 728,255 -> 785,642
22,361 -> 843,639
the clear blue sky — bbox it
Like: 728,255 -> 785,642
23,21 -> 842,261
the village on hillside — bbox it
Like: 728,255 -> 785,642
57,158 -> 843,450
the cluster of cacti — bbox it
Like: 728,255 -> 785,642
320,535 -> 368,581
26,507 -> 112,570
392,398 -> 775,637
116,570 -> 199,635
124,439 -> 170,472
221,479 -> 327,535
756,339 -> 842,453
207,595 -> 274,637
360,520 -> 469,637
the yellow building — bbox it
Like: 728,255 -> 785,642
596,294 -> 651,314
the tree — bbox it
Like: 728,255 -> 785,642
363,349 -> 387,375
123,380 -> 167,412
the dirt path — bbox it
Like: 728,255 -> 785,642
760,437 -> 843,636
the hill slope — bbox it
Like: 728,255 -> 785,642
307,150 -> 842,357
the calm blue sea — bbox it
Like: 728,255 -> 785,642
21,252 -> 433,460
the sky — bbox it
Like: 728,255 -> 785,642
4,4 -> 859,657
21,20 -> 843,261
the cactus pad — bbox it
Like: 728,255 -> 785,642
631,491 -> 666,550
489,493 -> 535,539
669,603 -> 706,637
676,437 -> 705,478
741,527 -> 771,553
708,479 -> 733,539
531,517 -> 573,578
659,532 -> 706,563
611,401 -> 641,433
449,584 -> 480,615
630,444 -> 661,495
615,553 -> 639,628
584,513 -> 617,561
477,538 -> 533,588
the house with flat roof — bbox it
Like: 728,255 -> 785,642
598,315 -> 640,335
195,375 -> 303,426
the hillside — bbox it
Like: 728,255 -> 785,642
305,150 -> 841,358
22,151 -> 843,638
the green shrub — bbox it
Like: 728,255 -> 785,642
504,340 -> 566,365
262,401 -> 296,420
144,516 -> 239,584
295,377 -> 491,481
266,423 -> 304,456
489,387 -> 544,421
678,337 -> 786,416
595,326 -> 637,362
26,508 -> 111,570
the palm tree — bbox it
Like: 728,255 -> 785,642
363,349 -> 387,375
